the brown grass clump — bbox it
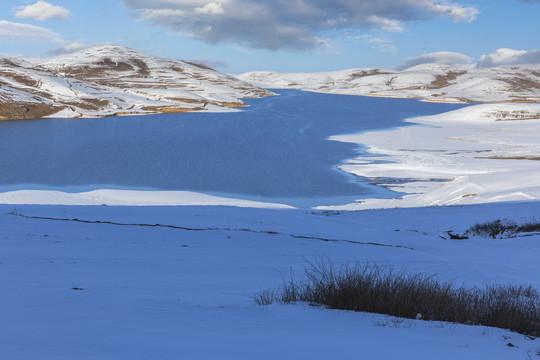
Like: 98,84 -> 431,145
254,260 -> 540,337
466,219 -> 540,239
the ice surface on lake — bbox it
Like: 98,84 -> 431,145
0,90 -> 466,206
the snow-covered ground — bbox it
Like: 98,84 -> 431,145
2,201 -> 540,359
317,102 -> 540,210
0,189 -> 292,208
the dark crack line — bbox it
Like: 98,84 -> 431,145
22,215 -> 414,250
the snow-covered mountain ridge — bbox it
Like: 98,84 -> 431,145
237,63 -> 540,103
0,45 -> 272,120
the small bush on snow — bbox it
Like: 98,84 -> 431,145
254,260 -> 540,337
466,218 -> 540,238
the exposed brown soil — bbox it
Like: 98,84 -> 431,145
502,77 -> 540,92
0,71 -> 41,88
0,101 -> 65,120
0,59 -> 23,68
475,156 -> 540,161
130,59 -> 150,77
428,71 -> 467,89
96,58 -> 134,72
349,70 -> 392,80
184,61 -> 214,71
141,105 -> 201,113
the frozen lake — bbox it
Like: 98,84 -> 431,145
0,90 -> 466,207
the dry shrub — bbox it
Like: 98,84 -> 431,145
466,219 -> 540,238
254,260 -> 540,337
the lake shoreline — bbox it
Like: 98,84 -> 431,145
0,90 -> 467,208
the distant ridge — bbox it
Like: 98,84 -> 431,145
237,63 -> 540,103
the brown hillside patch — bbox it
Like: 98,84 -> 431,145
0,71 -> 41,88
184,61 -> 214,71
502,77 -> 540,92
428,71 -> 467,89
349,70 -> 392,80
475,156 -> 540,161
0,102 -> 65,120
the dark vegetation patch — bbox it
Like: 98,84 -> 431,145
349,69 -> 392,80
96,58 -> 134,72
254,261 -> 540,337
466,219 -> 540,239
429,71 -> 467,89
184,61 -> 214,71
502,77 -> 540,92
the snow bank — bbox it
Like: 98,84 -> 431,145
0,189 -> 293,208
319,103 -> 540,210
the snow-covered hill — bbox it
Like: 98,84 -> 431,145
237,63 -> 540,103
0,45 -> 272,120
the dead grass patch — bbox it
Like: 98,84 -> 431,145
254,260 -> 540,337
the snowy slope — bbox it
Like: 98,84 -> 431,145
2,202 -> 540,359
237,63 -> 540,103
0,45 -> 271,120
319,102 -> 540,210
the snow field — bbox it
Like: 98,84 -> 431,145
1,202 -> 540,359
319,103 -> 540,210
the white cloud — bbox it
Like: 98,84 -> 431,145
363,35 -> 397,54
378,43 -> 398,54
421,2 -> 478,22
395,51 -> 473,70
121,0 -> 478,50
366,16 -> 403,32
0,20 -> 63,43
137,9 -> 185,21
476,48 -> 540,68
46,40 -> 89,55
194,2 -> 224,14
14,1 -> 71,21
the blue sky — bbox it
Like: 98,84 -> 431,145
0,0 -> 539,73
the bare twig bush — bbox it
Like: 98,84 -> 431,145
254,260 -> 540,337
466,219 -> 540,238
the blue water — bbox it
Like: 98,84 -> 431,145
0,90 -> 467,207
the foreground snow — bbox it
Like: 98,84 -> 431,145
2,201 -> 540,359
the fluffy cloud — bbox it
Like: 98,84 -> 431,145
14,1 -> 71,21
363,35 -> 397,54
0,20 -> 63,42
121,0 -> 478,50
395,51 -> 473,70
187,58 -> 228,69
476,48 -> 540,68
46,40 -> 90,55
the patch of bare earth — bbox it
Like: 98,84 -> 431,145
501,77 -> 540,92
0,101 -> 65,120
349,70 -> 393,81
428,71 -> 467,89
475,156 -> 540,161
